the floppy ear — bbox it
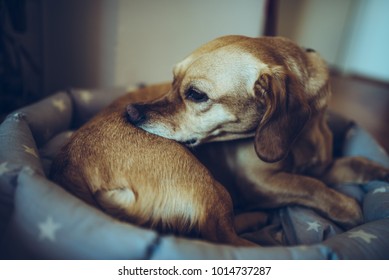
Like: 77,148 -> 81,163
254,69 -> 311,163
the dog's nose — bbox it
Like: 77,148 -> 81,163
126,104 -> 146,125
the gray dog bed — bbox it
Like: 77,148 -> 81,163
1,88 -> 389,259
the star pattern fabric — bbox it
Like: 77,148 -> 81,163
348,230 -> 378,244
23,145 -> 39,158
0,162 -> 9,175
79,90 -> 93,104
306,221 -> 321,232
38,216 -> 62,242
52,98 -> 66,112
373,187 -> 387,194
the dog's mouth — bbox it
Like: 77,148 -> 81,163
181,138 -> 199,147
180,130 -> 256,147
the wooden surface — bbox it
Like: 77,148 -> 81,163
329,74 -> 389,153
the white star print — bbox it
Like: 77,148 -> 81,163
306,221 -> 321,232
373,187 -> 387,194
52,98 -> 66,112
348,230 -> 377,244
23,145 -> 38,158
38,216 -> 62,242
0,162 -> 10,175
79,90 -> 93,104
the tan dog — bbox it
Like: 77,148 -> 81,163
126,35 -> 389,229
51,84 -> 253,246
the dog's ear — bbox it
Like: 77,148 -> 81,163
254,68 -> 311,163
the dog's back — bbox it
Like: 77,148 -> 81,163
51,84 -> 252,245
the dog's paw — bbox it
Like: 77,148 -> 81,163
369,165 -> 389,182
355,157 -> 389,183
328,197 -> 363,230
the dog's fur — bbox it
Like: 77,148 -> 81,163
51,83 -> 253,246
126,35 -> 389,229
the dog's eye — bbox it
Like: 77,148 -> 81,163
185,88 -> 209,103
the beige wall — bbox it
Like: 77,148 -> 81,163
43,0 -> 111,93
340,0 -> 389,81
43,0 -> 266,93
114,0 -> 266,86
277,0 -> 354,67
277,0 -> 389,82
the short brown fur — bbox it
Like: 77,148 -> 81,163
127,36 -> 389,229
51,83 -> 253,246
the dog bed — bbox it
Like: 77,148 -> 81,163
1,87 -> 389,259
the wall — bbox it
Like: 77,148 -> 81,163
42,0 -> 114,93
42,0 -> 267,94
277,0 -> 354,67
277,0 -> 389,83
0,0 -> 44,114
114,0 -> 266,86
340,0 -> 389,81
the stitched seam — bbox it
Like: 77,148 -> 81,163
143,235 -> 162,260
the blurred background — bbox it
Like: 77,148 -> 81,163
1,0 -> 388,150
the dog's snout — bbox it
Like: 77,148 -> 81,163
126,104 -> 146,125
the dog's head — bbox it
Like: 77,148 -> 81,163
127,35 -> 330,162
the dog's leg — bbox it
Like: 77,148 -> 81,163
94,188 -> 139,222
94,185 -> 255,246
200,211 -> 256,246
199,182 -> 257,246
234,211 -> 268,234
321,156 -> 389,185
246,173 -> 363,229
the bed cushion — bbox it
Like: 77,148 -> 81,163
1,88 -> 388,259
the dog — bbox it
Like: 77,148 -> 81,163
126,35 -> 389,229
50,83 -> 253,246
